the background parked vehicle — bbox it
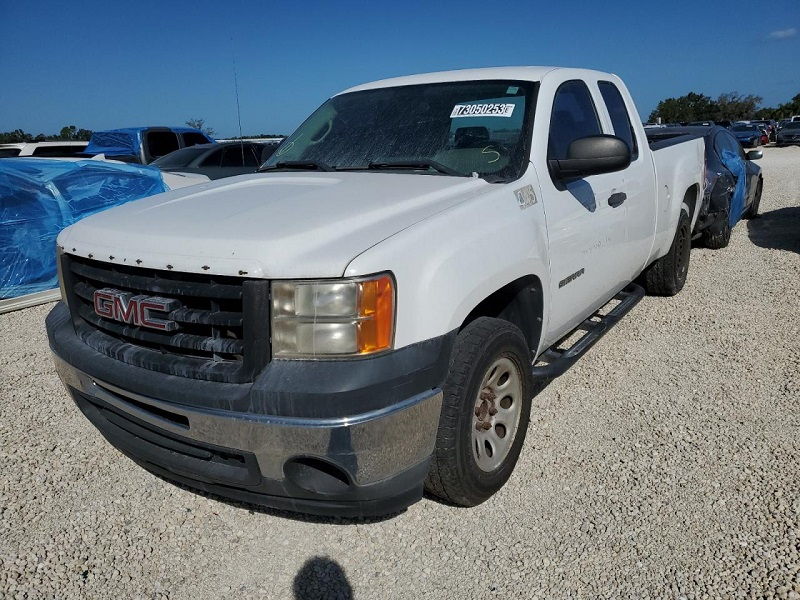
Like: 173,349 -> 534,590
0,159 -> 166,303
0,141 -> 88,158
730,124 -> 762,147
152,141 -> 278,180
776,121 -> 800,146
81,127 -> 215,164
645,125 -> 762,249
752,119 -> 777,141
0,157 -> 207,311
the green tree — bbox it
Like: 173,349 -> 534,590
753,107 -> 776,119
58,125 -> 78,140
714,92 -> 762,121
0,129 -> 33,143
648,92 -> 717,123
0,126 -> 93,143
775,92 -> 800,119
185,118 -> 215,138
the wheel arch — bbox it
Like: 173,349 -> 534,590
683,183 -> 700,223
459,274 -> 544,355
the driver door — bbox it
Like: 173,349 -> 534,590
538,79 -> 630,341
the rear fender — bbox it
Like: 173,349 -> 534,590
649,138 -> 704,261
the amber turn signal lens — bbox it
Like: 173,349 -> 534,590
356,275 -> 394,354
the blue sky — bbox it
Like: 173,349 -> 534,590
1,0 -> 797,137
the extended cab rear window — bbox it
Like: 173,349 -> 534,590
598,81 -> 639,160
146,131 -> 180,158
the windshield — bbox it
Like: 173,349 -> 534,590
783,122 -> 800,130
152,146 -> 209,168
263,80 -> 536,182
731,125 -> 755,132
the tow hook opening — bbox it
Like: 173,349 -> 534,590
284,457 -> 352,495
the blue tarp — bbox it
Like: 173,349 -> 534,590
83,126 -> 213,158
0,159 -> 168,298
83,129 -> 141,157
720,149 -> 747,225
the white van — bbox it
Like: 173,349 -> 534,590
0,141 -> 89,158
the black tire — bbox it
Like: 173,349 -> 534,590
425,317 -> 533,507
744,178 -> 762,219
641,209 -> 691,296
701,212 -> 731,249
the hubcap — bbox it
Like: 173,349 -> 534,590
472,356 -> 523,472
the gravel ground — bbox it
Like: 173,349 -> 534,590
1,146 -> 799,600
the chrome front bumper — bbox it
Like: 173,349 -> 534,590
54,354 -> 443,515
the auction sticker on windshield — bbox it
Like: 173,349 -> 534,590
450,103 -> 515,118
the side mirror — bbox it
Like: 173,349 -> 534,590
746,150 -> 763,160
548,135 -> 631,180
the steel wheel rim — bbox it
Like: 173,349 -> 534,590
471,356 -> 523,472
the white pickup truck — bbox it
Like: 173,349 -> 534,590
47,67 -> 704,516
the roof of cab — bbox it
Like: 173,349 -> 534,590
338,66 -> 576,95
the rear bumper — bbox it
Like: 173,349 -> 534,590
47,302 -> 451,517
694,208 -> 727,234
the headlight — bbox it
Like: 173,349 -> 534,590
271,273 -> 395,358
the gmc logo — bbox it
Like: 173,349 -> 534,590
93,288 -> 180,332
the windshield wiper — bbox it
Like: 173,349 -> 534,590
258,160 -> 333,172
367,160 -> 465,177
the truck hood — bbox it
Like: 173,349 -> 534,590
58,171 -> 489,278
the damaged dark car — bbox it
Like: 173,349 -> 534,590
646,126 -> 763,248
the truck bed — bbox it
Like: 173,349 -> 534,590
647,134 -> 706,261
646,130 -> 703,151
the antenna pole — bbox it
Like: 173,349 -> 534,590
231,37 -> 245,163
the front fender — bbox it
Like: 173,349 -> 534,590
344,184 -> 550,351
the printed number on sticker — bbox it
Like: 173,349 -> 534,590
450,103 -> 515,118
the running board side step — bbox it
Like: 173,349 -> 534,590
532,283 -> 645,379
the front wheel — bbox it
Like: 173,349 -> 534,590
702,210 -> 732,249
425,317 -> 533,507
744,178 -> 762,219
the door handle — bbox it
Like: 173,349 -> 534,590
608,192 -> 626,208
